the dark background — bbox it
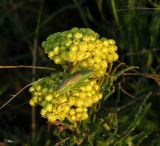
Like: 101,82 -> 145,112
0,0 -> 160,145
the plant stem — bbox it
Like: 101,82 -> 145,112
31,38 -> 37,143
0,65 -> 55,70
31,0 -> 43,142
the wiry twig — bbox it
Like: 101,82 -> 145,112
0,101 -> 28,116
0,65 -> 55,71
120,86 -> 137,99
123,73 -> 160,81
0,78 -> 44,111
117,96 -> 145,112
123,48 -> 160,56
54,137 -> 70,146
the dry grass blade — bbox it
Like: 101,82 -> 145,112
123,72 -> 160,86
0,65 -> 56,71
0,78 -> 44,111
54,137 -> 70,146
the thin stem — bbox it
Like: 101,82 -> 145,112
31,0 -> 43,142
120,86 -> 137,99
123,72 -> 160,81
0,78 -> 44,111
0,65 -> 55,71
117,96 -> 144,112
31,39 -> 37,143
55,137 -> 70,146
72,0 -> 89,27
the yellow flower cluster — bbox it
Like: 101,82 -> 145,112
29,28 -> 119,124
42,27 -> 118,77
29,73 -> 102,123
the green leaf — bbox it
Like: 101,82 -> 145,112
113,66 -> 139,80
116,93 -> 151,144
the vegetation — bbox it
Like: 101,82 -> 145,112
0,0 -> 159,146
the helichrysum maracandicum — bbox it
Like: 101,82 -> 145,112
42,27 -> 118,77
29,27 -> 118,123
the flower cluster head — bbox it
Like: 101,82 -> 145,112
29,73 -> 102,123
29,28 -> 119,124
42,27 -> 118,77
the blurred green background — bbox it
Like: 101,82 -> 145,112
0,0 -> 159,145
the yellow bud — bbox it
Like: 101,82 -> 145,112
59,96 -> 68,103
83,107 -> 87,112
87,58 -> 95,65
108,39 -> 116,45
103,40 -> 109,46
76,113 -> 81,119
79,86 -> 86,92
70,109 -> 76,116
76,107 -> 83,113
54,57 -> 62,64
35,85 -> 42,91
29,99 -> 35,106
58,112 -> 66,121
101,60 -> 108,69
57,105 -> 64,112
94,84 -> 100,91
47,113 -> 56,122
89,80 -> 96,86
72,92 -> 80,97
90,90 -> 96,95
85,52 -> 91,58
88,43 -> 94,51
98,70 -> 106,77
33,91 -> 40,96
48,51 -> 54,58
92,95 -> 99,103
85,85 -> 92,92
74,32 -> 83,39
84,98 -> 92,107
107,55 -> 113,63
53,47 -> 60,55
102,47 -> 109,54
68,96 -> 76,106
112,53 -> 119,61
94,57 -> 101,63
65,39 -> 72,47
98,93 -> 103,100
87,92 -> 93,97
83,36 -> 90,42
54,93 -> 60,97
71,115 -> 76,121
90,36 -> 96,41
79,92 -> 86,98
93,64 -> 100,70
45,94 -> 53,102
70,45 -> 78,52
77,52 -> 84,61
46,103 -> 53,112
40,108 -> 47,117
29,86 -> 35,92
63,105 -> 70,112
66,33 -> 72,38
42,88 -> 48,94
81,61 -> 88,68
108,45 -> 117,53
68,52 -> 77,62
33,96 -> 39,103
81,112 -> 88,120
73,39 -> 80,45
76,99 -> 83,107
79,44 -> 87,52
